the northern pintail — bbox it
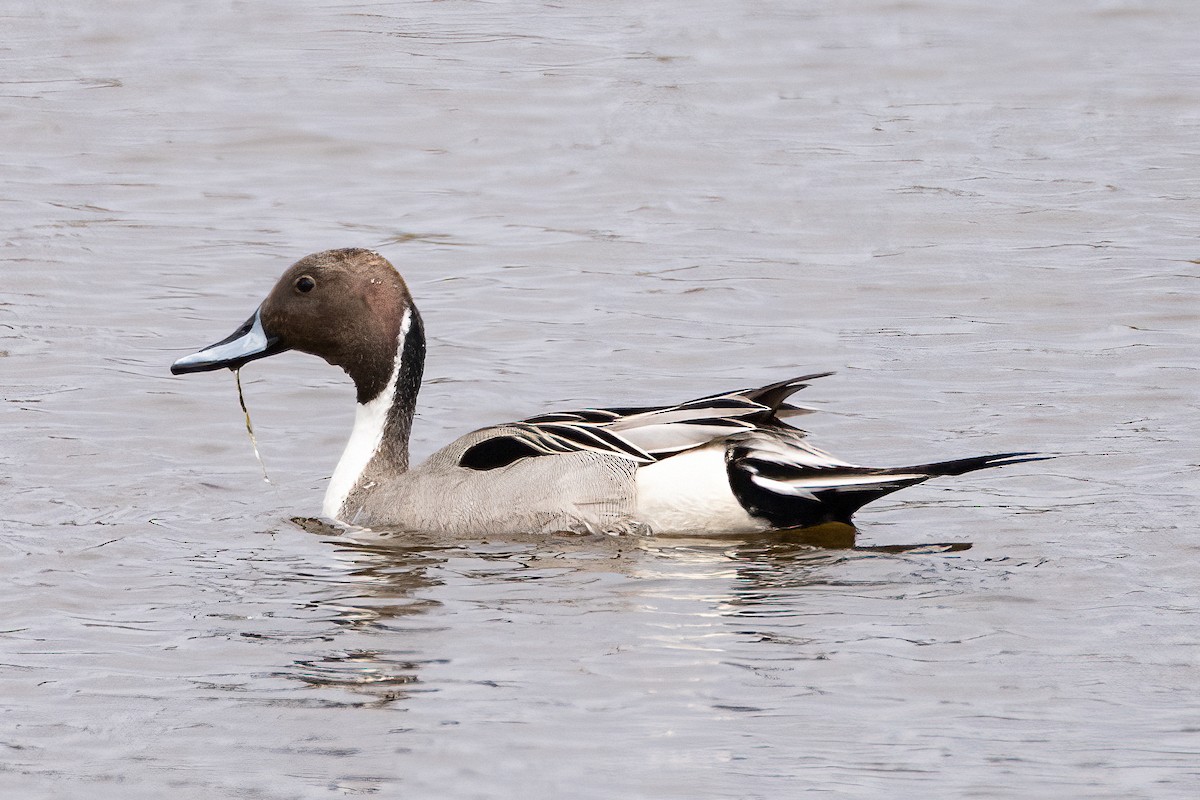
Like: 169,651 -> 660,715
171,248 -> 1044,535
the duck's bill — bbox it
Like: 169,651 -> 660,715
170,309 -> 289,375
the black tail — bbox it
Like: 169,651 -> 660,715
728,449 -> 1051,530
890,451 -> 1053,477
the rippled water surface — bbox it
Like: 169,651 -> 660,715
3,1 -> 1199,797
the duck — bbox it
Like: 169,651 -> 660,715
171,248 -> 1044,536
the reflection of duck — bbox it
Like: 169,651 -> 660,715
281,527 -> 451,701
172,249 -> 1046,536
282,523 -> 652,701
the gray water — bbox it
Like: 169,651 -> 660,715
3,1 -> 1199,797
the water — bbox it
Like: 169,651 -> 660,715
3,1 -> 1198,797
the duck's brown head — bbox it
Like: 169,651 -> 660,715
171,248 -> 422,404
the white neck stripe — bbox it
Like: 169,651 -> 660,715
323,307 -> 412,519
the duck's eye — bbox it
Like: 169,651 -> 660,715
296,275 -> 315,293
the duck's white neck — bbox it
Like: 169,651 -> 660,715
323,307 -> 413,520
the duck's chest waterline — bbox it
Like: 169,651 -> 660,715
333,434 -> 649,535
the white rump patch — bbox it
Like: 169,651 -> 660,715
634,444 -> 768,535
323,308 -> 411,519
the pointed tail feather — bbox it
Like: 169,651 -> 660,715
888,451 -> 1052,478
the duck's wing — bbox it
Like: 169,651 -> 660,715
683,371 -> 833,417
457,373 -> 831,471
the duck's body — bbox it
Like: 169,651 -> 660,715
172,248 -> 1043,536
